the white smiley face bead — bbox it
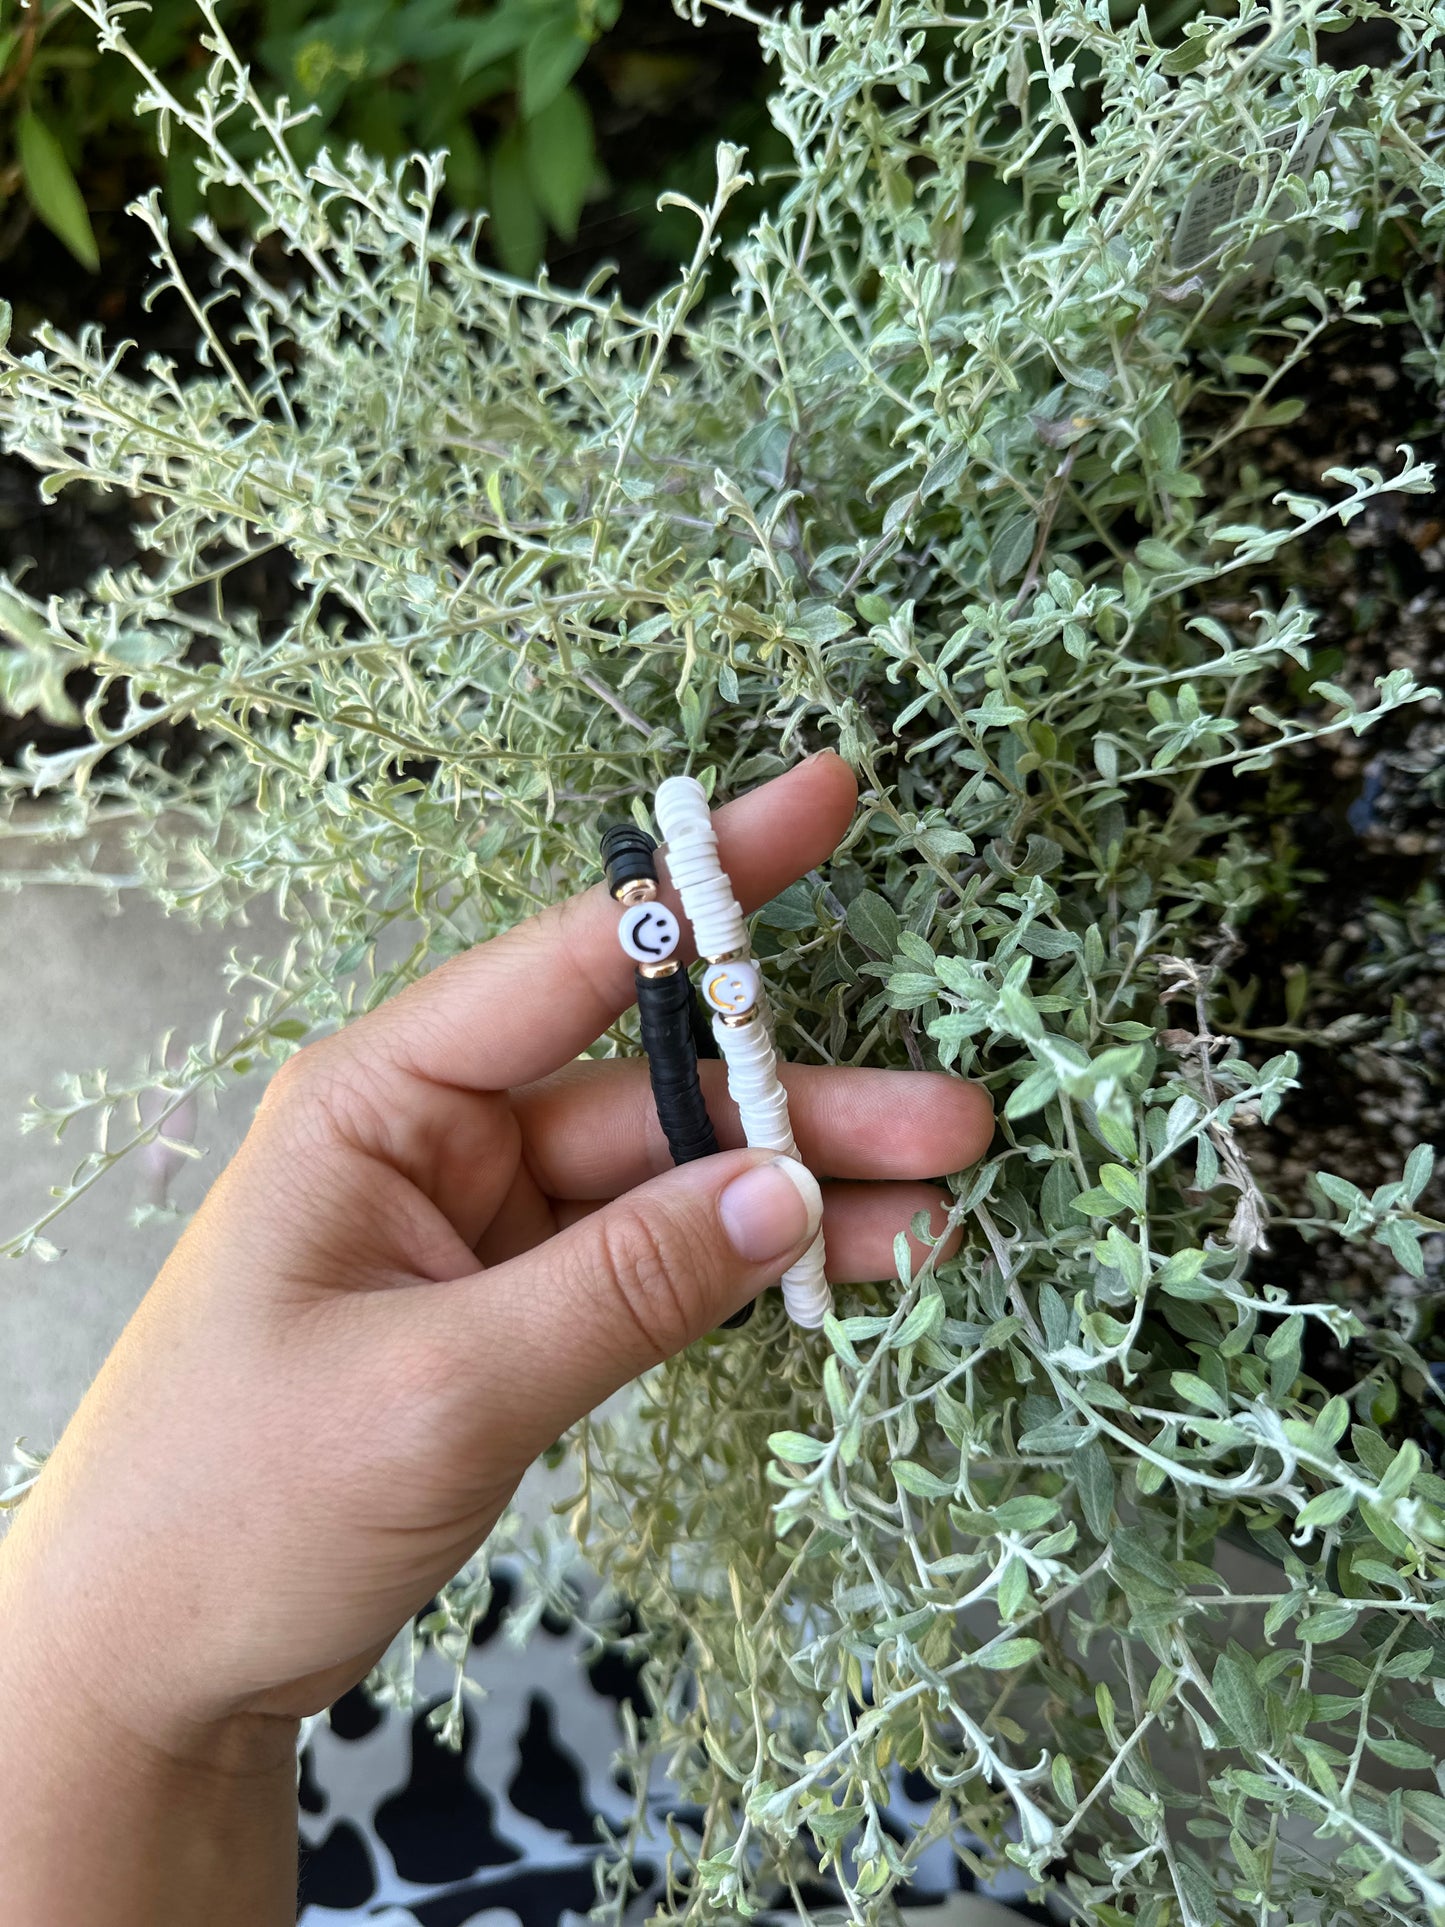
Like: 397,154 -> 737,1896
617,901 -> 681,965
701,958 -> 761,1018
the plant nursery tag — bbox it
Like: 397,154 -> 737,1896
1171,109 -> 1335,274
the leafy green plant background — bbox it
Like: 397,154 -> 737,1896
1,0 -> 619,275
3,0 -> 1445,1922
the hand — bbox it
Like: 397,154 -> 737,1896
0,753 -> 991,1924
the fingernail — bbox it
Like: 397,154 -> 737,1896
719,1157 -> 823,1264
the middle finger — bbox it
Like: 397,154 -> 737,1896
511,1059 -> 994,1199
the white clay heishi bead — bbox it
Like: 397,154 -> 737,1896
656,774 -> 832,1328
655,777 -> 748,959
715,1019 -> 798,1150
712,1012 -> 775,1080
781,1237 -> 832,1328
654,774 -> 714,844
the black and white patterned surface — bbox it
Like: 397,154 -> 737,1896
297,1571 -> 1053,1926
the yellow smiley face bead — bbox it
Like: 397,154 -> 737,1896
701,958 -> 761,1018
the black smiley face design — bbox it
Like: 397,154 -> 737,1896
618,902 -> 681,963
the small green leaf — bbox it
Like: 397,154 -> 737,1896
1404,1142 -> 1435,1202
1405,1791 -> 1445,1840
988,513 -> 1037,585
1040,1158 -> 1079,1227
894,1292 -> 944,1348
1265,1312 -> 1303,1401
1136,536 -> 1188,573
1316,1171 -> 1365,1213
769,1430 -> 827,1464
18,111 -> 99,272
1071,1185 -> 1124,1217
1074,1438 -> 1115,1539
1360,1500 -> 1411,1557
1162,33 -> 1211,75
990,1494 -> 1058,1532
1351,1426 -> 1394,1479
1006,1065 -> 1058,1120
756,881 -> 815,930
1382,1216 -> 1425,1279
1315,1395 -> 1350,1445
1019,1411 -> 1085,1454
521,16 -> 589,117
974,1635 -> 1042,1670
1172,1371 -> 1227,1418
487,126 -> 545,275
1156,1246 -> 1211,1295
822,1353 -> 849,1424
1298,1606 -> 1356,1644
1259,397 -> 1307,427
1111,1527 -> 1182,1602
824,1313 -> 860,1369
1098,1163 -> 1146,1213
1172,1845 -> 1218,1924
893,1458 -> 954,1499
1264,1313 -> 1303,1360
1295,1485 -> 1354,1531
888,971 -> 940,1010
459,6 -> 534,77
1367,1735 -> 1435,1771
1378,1439 -> 1421,1505
845,890 -> 901,958
997,1555 -> 1028,1620
524,85 -> 593,240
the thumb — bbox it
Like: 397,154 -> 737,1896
452,1148 -> 823,1457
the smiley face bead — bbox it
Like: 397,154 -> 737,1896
617,900 -> 681,966
701,957 -> 761,1019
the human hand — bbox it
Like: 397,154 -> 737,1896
0,755 -> 990,1915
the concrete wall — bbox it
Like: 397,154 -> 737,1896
1,869 -> 275,1449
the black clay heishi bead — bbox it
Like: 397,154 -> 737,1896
636,968 -> 719,1164
599,820 -> 659,896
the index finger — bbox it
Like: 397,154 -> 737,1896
351,752 -> 858,1093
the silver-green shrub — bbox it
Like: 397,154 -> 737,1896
3,0 -> 1445,1919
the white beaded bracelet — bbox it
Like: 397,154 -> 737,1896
654,775 -> 832,1330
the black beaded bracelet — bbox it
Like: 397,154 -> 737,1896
600,821 -> 719,1167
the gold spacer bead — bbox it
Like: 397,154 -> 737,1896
638,959 -> 680,980
615,878 -> 658,906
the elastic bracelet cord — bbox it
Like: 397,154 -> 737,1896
600,822 -> 719,1168
653,777 -> 833,1331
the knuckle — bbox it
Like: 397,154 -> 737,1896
594,1203 -> 697,1360
261,1037 -> 379,1128
259,1040 -> 329,1112
254,1039 -> 358,1156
